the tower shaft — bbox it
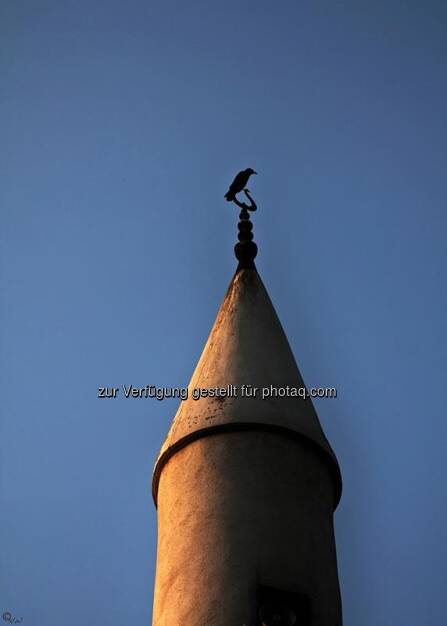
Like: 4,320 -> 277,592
153,431 -> 341,625
151,213 -> 343,624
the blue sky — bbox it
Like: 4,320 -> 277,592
1,1 -> 446,624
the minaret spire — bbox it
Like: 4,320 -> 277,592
151,173 -> 343,626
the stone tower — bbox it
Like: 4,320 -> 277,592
151,203 -> 343,625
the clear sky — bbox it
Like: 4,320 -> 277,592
1,1 -> 446,624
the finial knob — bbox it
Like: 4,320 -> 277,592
232,189 -> 258,269
235,207 -> 257,268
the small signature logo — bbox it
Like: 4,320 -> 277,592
2,613 -> 22,624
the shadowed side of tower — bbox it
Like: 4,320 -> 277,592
151,207 -> 343,625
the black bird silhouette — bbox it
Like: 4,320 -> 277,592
224,168 -> 257,201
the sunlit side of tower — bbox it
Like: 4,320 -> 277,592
151,197 -> 343,625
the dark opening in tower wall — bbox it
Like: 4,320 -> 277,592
257,585 -> 311,625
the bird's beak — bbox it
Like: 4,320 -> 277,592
253,171 -> 257,174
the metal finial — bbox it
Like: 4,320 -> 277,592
233,189 -> 258,269
224,168 -> 259,269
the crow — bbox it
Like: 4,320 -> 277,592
224,168 -> 257,201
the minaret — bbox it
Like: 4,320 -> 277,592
151,195 -> 343,625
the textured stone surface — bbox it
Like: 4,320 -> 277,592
152,266 -> 342,625
152,432 -> 342,625
153,268 -> 341,508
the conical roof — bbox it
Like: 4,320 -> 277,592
152,266 -> 342,509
